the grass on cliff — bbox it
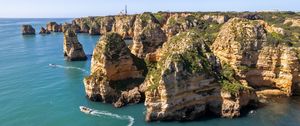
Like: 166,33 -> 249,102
220,63 -> 244,94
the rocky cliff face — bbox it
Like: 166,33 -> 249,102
144,30 -> 258,121
212,18 -> 300,96
144,31 -> 223,121
202,14 -> 229,24
83,33 -> 146,107
63,29 -> 87,61
284,18 -> 300,27
112,15 -> 136,39
131,13 -> 167,59
46,22 -> 62,32
88,22 -> 100,35
21,25 -> 35,35
99,16 -> 115,35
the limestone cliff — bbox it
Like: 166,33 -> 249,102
83,33 -> 146,107
144,30 -> 258,121
212,18 -> 300,96
63,29 -> 87,61
46,22 -> 62,32
112,15 -> 136,39
131,13 -> 167,58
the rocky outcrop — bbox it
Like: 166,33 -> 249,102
202,15 -> 230,24
63,29 -> 87,61
239,13 -> 262,20
131,13 -> 167,58
83,33 -> 146,107
46,22 -> 62,32
163,14 -> 206,38
89,22 -> 100,35
145,31 -> 223,121
212,18 -> 300,96
284,18 -> 300,27
62,23 -> 81,33
39,27 -> 50,34
221,90 -> 257,118
21,25 -> 35,35
112,15 -> 136,39
99,16 -> 115,35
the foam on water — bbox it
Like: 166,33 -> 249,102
81,107 -> 134,126
49,64 -> 88,73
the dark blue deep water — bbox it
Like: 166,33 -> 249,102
0,18 -> 300,126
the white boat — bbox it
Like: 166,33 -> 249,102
48,64 -> 56,67
79,106 -> 93,114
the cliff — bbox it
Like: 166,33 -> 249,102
75,11 -> 300,122
63,29 -> 87,61
212,18 -> 300,97
144,30 -> 258,121
83,33 -> 146,107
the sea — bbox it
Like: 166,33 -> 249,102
0,18 -> 300,126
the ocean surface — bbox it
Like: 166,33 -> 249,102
0,18 -> 300,126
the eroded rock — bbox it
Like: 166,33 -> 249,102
83,32 -> 146,107
22,25 -> 35,35
131,13 -> 167,58
63,29 -> 87,61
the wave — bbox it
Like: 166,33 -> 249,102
49,64 -> 88,73
82,107 -> 134,126
91,110 -> 134,126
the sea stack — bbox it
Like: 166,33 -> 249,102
63,29 -> 87,61
83,32 -> 146,107
21,25 -> 35,35
39,27 -> 50,34
46,22 -> 62,32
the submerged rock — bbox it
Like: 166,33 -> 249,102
21,25 -> 35,35
39,27 -> 50,34
63,29 -> 87,61
83,32 -> 146,107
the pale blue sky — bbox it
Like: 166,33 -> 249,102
0,0 -> 299,18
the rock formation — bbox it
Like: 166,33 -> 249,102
212,18 -> 300,96
39,27 -> 50,34
83,32 -> 146,107
99,16 -> 115,34
46,22 -> 62,32
284,18 -> 300,27
21,25 -> 35,35
202,14 -> 230,24
131,13 -> 167,58
63,29 -> 87,61
144,30 -> 257,121
112,15 -> 136,39
89,22 -> 100,35
62,23 -> 81,33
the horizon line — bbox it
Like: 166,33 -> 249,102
0,10 -> 299,19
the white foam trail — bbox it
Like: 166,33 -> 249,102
88,109 -> 134,126
49,64 -> 88,73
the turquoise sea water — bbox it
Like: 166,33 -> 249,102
0,18 -> 300,126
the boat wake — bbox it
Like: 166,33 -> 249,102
80,106 -> 134,126
49,64 -> 88,73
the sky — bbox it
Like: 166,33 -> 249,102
0,0 -> 299,18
